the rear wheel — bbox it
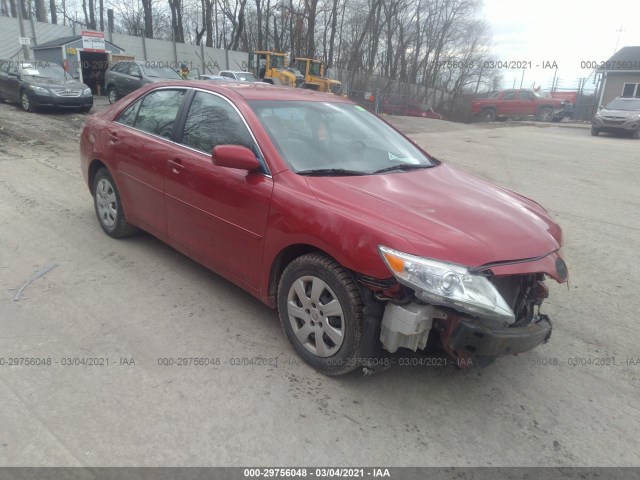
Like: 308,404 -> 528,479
92,168 -> 138,238
538,107 -> 553,122
20,91 -> 35,112
277,253 -> 363,376
482,108 -> 496,122
591,127 -> 599,136
107,87 -> 118,104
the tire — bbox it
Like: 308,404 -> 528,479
107,86 -> 118,104
538,107 -> 553,122
92,168 -> 138,238
632,128 -> 640,140
591,127 -> 599,136
277,253 -> 363,376
482,108 -> 496,122
80,106 -> 92,114
20,91 -> 35,112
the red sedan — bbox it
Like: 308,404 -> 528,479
80,82 -> 567,375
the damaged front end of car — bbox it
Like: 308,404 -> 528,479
372,246 -> 568,367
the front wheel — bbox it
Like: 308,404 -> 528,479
538,107 -> 553,122
278,253 -> 363,376
591,127 -> 599,136
107,87 -> 118,104
632,128 -> 640,140
20,91 -> 35,112
92,168 -> 138,238
482,109 -> 496,122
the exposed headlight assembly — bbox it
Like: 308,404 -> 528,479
379,246 -> 515,323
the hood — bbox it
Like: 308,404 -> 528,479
304,164 -> 562,268
26,77 -> 88,89
599,108 -> 640,118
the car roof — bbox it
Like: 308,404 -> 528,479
146,80 -> 353,102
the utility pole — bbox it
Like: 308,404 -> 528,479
16,1 -> 30,60
519,69 -> 525,88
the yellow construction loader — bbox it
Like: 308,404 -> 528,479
252,51 -> 304,88
293,57 -> 342,94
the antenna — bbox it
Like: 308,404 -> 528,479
614,25 -> 626,53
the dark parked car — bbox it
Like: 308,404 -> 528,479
591,97 -> 640,139
80,82 -> 567,375
0,59 -> 93,112
381,98 -> 443,119
104,61 -> 182,104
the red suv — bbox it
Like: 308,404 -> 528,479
80,82 -> 567,375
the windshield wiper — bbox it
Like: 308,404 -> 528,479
297,168 -> 367,176
372,164 -> 432,174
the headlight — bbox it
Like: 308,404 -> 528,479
379,246 -> 515,322
83,88 -> 92,96
30,86 -> 50,95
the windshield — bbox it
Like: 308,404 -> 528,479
21,62 -> 68,80
270,55 -> 285,69
605,98 -> 640,111
235,72 -> 257,82
142,65 -> 182,79
249,100 -> 435,175
310,62 -> 322,76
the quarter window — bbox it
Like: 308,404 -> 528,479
180,91 -> 256,154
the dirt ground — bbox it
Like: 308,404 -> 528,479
1,95 -> 639,468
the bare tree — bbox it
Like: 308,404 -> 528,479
168,0 -> 184,42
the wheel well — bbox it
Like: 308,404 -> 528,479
267,244 -> 327,308
88,159 -> 108,191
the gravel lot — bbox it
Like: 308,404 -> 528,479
1,96 -> 639,468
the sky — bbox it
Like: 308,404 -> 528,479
482,0 -> 640,92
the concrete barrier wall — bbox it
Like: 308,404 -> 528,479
0,16 -> 248,74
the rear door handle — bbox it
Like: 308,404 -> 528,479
167,158 -> 185,174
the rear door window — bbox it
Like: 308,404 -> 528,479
116,89 -> 185,139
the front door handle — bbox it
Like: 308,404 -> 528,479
167,158 -> 184,174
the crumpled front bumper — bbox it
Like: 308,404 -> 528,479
447,315 -> 552,358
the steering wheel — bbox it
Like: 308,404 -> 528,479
344,140 -> 367,154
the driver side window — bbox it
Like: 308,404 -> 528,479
129,63 -> 141,77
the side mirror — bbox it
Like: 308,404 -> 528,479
212,145 -> 260,171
